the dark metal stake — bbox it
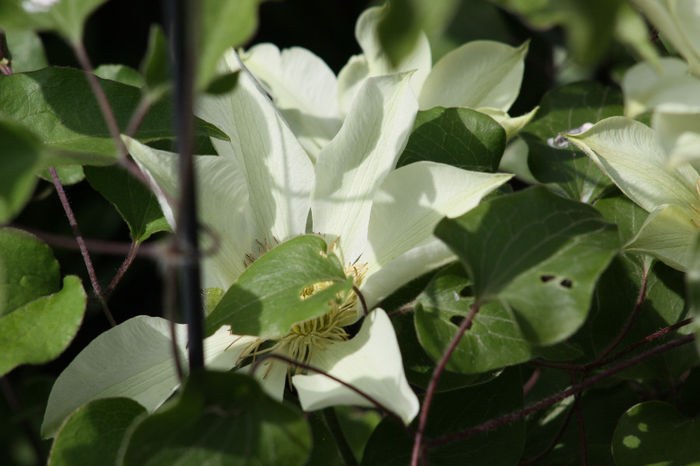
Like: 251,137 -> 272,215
166,0 -> 204,370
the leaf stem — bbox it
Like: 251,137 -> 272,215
49,167 -> 116,327
427,334 -> 695,449
410,300 -> 481,466
16,226 -> 159,257
323,408 -> 359,466
106,241 -> 140,297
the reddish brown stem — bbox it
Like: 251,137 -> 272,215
522,369 -> 541,396
106,241 -> 140,296
49,167 -> 117,327
411,301 -> 481,466
18,227 -> 159,258
427,334 -> 695,449
253,353 -> 408,429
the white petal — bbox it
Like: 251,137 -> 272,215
626,204 -> 698,271
292,309 -> 419,425
565,116 -> 699,214
197,66 -> 314,243
355,5 -> 432,96
337,54 -> 370,116
419,41 -> 528,112
668,0 -> 700,75
478,106 -> 539,141
652,103 -> 700,167
360,238 -> 455,308
621,57 -> 700,116
125,138 -> 253,289
366,161 -> 512,276
42,316 -> 187,438
633,0 -> 700,74
240,358 -> 288,401
242,43 -> 342,159
312,73 -> 418,263
203,327 -> 258,371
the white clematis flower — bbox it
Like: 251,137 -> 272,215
41,52 -> 511,438
565,116 -> 700,270
241,5 -> 536,160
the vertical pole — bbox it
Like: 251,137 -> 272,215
166,0 -> 204,370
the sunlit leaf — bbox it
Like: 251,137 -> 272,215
206,235 -> 353,339
4,29 -> 47,72
435,186 -> 619,345
0,227 -> 60,316
0,275 -> 86,377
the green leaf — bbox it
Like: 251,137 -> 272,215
688,234 -> 700,356
0,119 -> 43,223
0,227 -> 60,316
594,192 -> 649,247
94,64 -> 144,87
85,165 -> 169,242
119,371 -> 311,466
198,0 -> 261,89
0,67 -> 225,160
140,25 -> 169,96
376,0 -> 424,68
48,398 -> 146,466
397,107 -> 506,172
5,30 -> 47,72
523,82 -> 622,203
0,0 -> 107,44
435,186 -> 619,345
38,164 -> 85,185
362,369 -> 524,466
415,264 -> 533,374
206,235 -> 353,339
0,275 -> 86,377
612,401 -> 700,466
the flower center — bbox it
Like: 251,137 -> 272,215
237,256 -> 368,373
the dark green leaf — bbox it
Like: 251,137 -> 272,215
523,82 -> 622,203
0,275 -> 86,376
0,227 -> 60,316
85,165 -> 169,242
612,401 -> 700,466
48,398 -> 146,466
206,235 -> 353,339
140,25 -> 169,95
198,0 -> 261,89
0,119 -> 43,222
119,371 -> 311,466
435,186 -> 619,345
687,233 -> 700,356
0,67 -> 226,160
362,369 -> 524,466
5,30 -> 47,72
94,64 -> 144,87
376,0 -> 423,68
0,0 -> 107,44
398,107 -> 506,172
594,191 -> 649,246
204,71 -> 240,95
415,264 -> 533,374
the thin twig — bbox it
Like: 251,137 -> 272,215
427,334 -> 695,449
388,301 -> 415,318
411,301 -> 481,466
522,369 -> 541,396
353,285 -> 368,316
323,408 -> 359,466
49,167 -> 116,327
252,353 -> 408,429
17,226 -> 159,257
596,265 -> 650,362
106,241 -> 140,296
571,372 -> 587,466
125,96 -> 154,138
